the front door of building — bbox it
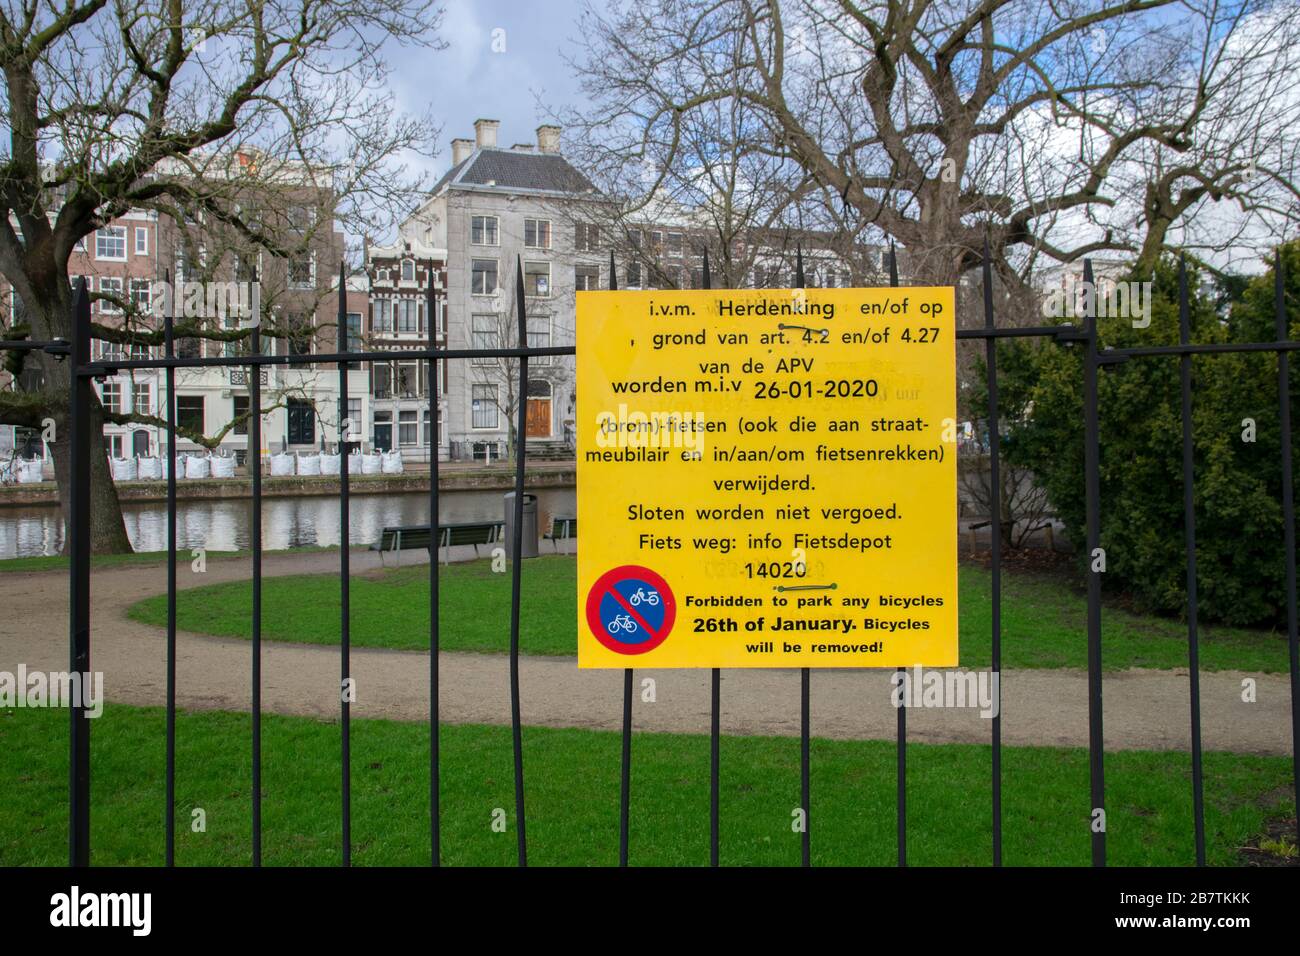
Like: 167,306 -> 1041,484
525,380 -> 551,438
526,398 -> 551,438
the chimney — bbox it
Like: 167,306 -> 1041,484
474,118 -> 500,149
450,138 -> 474,165
536,125 -> 561,154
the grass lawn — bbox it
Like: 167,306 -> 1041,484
126,555 -> 1292,672
1,703 -> 1291,866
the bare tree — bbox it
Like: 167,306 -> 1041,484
564,0 -> 1300,289
0,0 -> 443,552
959,452 -> 1053,549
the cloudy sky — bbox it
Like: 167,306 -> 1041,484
384,0 -> 591,183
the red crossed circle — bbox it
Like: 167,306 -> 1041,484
586,564 -> 677,655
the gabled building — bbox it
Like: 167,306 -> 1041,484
363,236 -> 447,461
396,120 -> 602,461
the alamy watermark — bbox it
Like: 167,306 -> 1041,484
594,403 -> 711,457
50,886 -> 150,936
0,666 -> 104,718
890,665 -> 1000,718
150,280 -> 260,326
1042,277 -> 1152,328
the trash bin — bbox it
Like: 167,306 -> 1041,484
504,492 -> 539,558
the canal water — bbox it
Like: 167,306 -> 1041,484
0,487 -> 577,559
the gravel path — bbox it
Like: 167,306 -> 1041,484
0,550 -> 1292,755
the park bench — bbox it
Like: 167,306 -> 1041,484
371,521 -> 504,567
544,516 -> 577,551
440,521 -> 504,564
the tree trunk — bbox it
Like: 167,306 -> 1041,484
28,296 -> 134,555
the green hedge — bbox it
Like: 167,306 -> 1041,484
985,247 -> 1299,628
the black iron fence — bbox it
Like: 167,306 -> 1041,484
3,245 -> 1297,867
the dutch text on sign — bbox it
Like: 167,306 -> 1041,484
577,287 -> 957,669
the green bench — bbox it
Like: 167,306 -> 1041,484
544,516 -> 577,551
371,521 -> 504,566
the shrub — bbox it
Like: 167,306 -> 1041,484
991,248 -> 1299,628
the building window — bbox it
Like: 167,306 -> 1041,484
471,314 -> 498,365
233,395 -> 249,435
575,222 -> 599,252
471,258 -> 498,295
129,279 -> 151,315
287,313 -> 313,355
134,383 -> 151,416
395,299 -> 420,333
107,434 -> 124,458
347,399 -> 361,437
346,312 -> 362,352
100,381 -> 122,414
177,395 -> 204,434
690,267 -> 703,289
286,400 -> 315,445
575,264 -> 600,291
524,218 -> 552,249
95,226 -> 126,260
134,227 -> 148,256
423,409 -> 442,447
396,361 -> 421,398
471,215 -> 499,245
373,298 -> 393,334
177,337 -> 200,360
401,258 -> 415,282
399,409 -> 418,446
471,385 -> 498,429
288,253 -> 315,289
667,232 -> 684,255
627,261 -> 641,287
231,254 -> 255,284
98,277 -> 124,313
524,260 -> 550,297
287,205 -> 314,232
527,315 -> 551,365
372,363 -> 391,398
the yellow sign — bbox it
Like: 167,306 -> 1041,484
576,287 -> 957,669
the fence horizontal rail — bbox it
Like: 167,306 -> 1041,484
0,338 -> 69,354
79,345 -> 575,375
1101,340 -> 1300,361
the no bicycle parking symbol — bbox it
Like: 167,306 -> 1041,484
586,565 -> 677,655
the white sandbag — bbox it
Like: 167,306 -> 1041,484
211,455 -> 236,478
17,458 -> 44,483
269,452 -> 295,477
361,452 -> 382,475
297,453 -> 321,476
320,453 -> 341,475
346,452 -> 363,474
380,450 -> 404,474
110,456 -> 138,481
184,455 -> 211,479
137,457 -> 162,480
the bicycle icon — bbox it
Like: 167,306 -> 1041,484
607,614 -> 639,634
628,587 -> 660,607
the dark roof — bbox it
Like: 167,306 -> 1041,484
431,148 -> 595,196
